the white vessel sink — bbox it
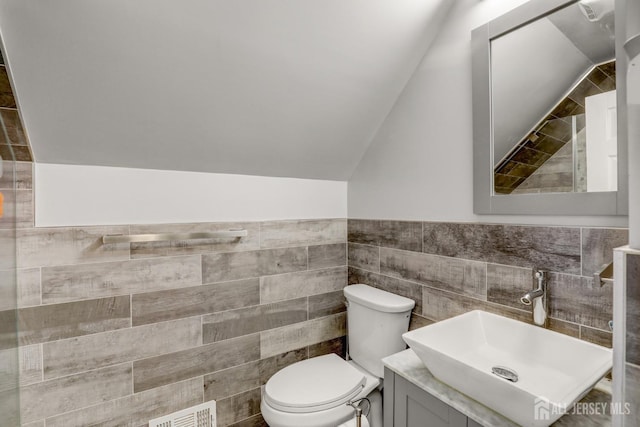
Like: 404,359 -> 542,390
402,310 -> 612,427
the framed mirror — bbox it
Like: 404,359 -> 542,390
472,0 -> 628,215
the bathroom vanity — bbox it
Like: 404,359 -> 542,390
383,350 -> 612,427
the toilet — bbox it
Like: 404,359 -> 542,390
261,284 -> 415,427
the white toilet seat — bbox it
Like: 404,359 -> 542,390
261,354 -> 381,427
264,354 -> 367,413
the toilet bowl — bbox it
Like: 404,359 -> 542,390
260,354 -> 380,427
261,284 -> 415,427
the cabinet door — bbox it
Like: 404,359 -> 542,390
393,375 -> 467,427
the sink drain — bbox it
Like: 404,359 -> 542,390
491,366 -> 519,382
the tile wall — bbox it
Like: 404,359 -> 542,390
0,163 -> 347,427
348,219 -> 627,347
495,61 -> 615,194
0,50 -> 32,162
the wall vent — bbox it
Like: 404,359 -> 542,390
149,401 -> 216,427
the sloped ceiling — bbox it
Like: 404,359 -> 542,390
0,0 -> 452,180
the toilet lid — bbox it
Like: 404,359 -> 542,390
264,354 -> 366,413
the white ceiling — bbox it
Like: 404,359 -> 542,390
0,0 -> 452,180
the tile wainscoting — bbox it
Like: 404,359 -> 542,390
348,219 -> 627,347
2,165 -> 631,427
0,168 -> 347,427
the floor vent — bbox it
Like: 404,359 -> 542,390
149,401 -> 216,427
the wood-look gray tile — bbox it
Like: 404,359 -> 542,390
0,267 -> 40,311
130,222 -> 259,259
0,308 -> 17,350
580,325 -> 612,348
625,363 -> 640,426
0,109 -> 27,146
216,387 -> 262,427
422,222 -> 581,274
308,337 -> 346,359
227,414 -> 268,427
308,290 -> 346,319
17,226 -> 130,268
132,278 -> 259,326
133,334 -> 260,393
0,269 -> 17,312
0,161 -> 32,190
421,286 -> 530,324
581,228 -> 628,276
487,264 -> 533,309
20,363 -> 132,424
0,190 -> 33,229
260,266 -> 346,304
0,344 -> 42,392
42,255 -> 202,304
45,377 -> 203,427
409,313 -> 434,331
17,268 -> 40,308
380,248 -> 486,299
17,190 -> 33,228
202,298 -> 307,343
308,243 -> 346,269
44,317 -> 202,379
348,267 -> 423,314
548,273 -> 612,331
204,361 -> 260,402
548,318 -> 580,339
0,348 -> 18,392
348,243 -> 380,272
0,388 -> 20,427
627,253 -> 640,365
0,230 -> 14,270
203,346 -> 308,403
259,347 -> 308,385
260,313 -> 346,358
19,344 -> 42,386
202,247 -> 307,284
259,219 -> 346,249
18,295 -> 131,346
348,219 -> 422,252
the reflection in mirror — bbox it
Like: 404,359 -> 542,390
491,1 -> 616,195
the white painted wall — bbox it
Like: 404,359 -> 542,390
347,0 -> 629,228
35,163 -> 347,227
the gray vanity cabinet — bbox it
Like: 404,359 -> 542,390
384,368 -> 484,427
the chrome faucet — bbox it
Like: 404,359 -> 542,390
520,270 -> 548,327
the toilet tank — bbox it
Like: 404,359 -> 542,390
344,284 -> 415,378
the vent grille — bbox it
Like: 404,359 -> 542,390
149,401 -> 216,427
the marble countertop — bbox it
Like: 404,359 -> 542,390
382,349 -> 611,427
